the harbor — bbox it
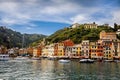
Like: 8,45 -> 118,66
0,59 -> 120,80
0,0 -> 120,80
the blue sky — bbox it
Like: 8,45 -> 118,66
0,0 -> 120,35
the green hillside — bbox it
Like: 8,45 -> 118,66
46,25 -> 114,44
0,26 -> 46,48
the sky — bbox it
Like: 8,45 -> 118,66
0,0 -> 120,35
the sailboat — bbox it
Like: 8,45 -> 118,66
14,34 -> 29,60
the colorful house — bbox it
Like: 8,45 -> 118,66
90,42 -> 98,59
47,44 -> 55,56
90,42 -> 103,59
42,45 -> 49,57
54,43 -> 58,56
112,40 -> 120,59
57,43 -> 64,56
102,41 -> 113,59
33,47 -> 42,57
62,39 -> 74,47
81,40 -> 90,58
65,44 -> 81,58
27,47 -> 33,56
96,42 -> 104,59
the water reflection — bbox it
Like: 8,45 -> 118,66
1,60 -> 120,80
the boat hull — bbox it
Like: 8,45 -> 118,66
59,59 -> 70,63
0,55 -> 10,61
79,59 -> 94,63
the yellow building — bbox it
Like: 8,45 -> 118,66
57,43 -> 64,56
76,44 -> 81,56
102,41 -> 113,60
42,46 -> 49,57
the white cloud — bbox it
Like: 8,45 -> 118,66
0,2 -> 18,13
112,10 -> 120,24
26,27 -> 32,30
70,14 -> 88,23
0,0 -> 120,28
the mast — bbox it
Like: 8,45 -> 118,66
22,34 -> 24,48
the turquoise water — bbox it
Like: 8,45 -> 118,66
0,59 -> 120,80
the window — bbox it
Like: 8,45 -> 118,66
86,50 -> 89,53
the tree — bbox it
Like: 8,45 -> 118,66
114,23 -> 118,31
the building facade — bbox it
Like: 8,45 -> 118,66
100,31 -> 117,41
84,22 -> 98,29
33,47 -> 42,57
81,40 -> 90,58
65,44 -> 81,57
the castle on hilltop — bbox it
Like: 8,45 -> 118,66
71,22 -> 106,29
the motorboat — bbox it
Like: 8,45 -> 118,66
47,56 -> 58,60
104,60 -> 113,62
0,54 -> 10,61
59,59 -> 70,63
31,57 -> 41,60
79,59 -> 94,63
14,56 -> 29,60
114,60 -> 120,63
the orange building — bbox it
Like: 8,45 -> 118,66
0,46 -> 7,54
62,39 -> 74,47
97,43 -> 104,59
27,47 -> 33,56
90,42 -> 103,59
54,43 -> 58,56
19,48 -> 27,55
102,41 -> 113,59
33,47 -> 42,57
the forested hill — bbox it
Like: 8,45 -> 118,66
0,26 -> 46,48
46,25 -> 115,44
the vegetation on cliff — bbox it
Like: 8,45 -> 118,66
46,25 -> 114,44
0,26 -> 46,48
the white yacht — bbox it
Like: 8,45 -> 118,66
31,56 -> 41,60
59,59 -> 70,63
14,56 -> 29,60
0,54 -> 10,61
79,59 -> 94,63
104,59 -> 113,62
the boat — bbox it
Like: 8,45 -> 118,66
79,59 -> 94,63
59,59 -> 70,63
0,54 -> 10,61
103,60 -> 113,62
114,60 -> 120,63
31,57 -> 41,60
14,56 -> 29,60
47,56 -> 58,60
